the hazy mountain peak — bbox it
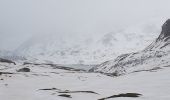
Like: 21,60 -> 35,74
14,19 -> 164,64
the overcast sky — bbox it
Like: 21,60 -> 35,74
1,0 -> 170,50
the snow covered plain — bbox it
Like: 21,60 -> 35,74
1,62 -> 170,100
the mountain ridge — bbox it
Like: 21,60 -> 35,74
13,19 -> 162,64
90,19 -> 170,76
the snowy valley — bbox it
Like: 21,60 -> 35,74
1,19 -> 170,100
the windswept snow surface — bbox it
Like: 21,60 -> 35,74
0,62 -> 170,100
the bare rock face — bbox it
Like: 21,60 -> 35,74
145,19 -> 170,50
90,19 -> 170,76
157,19 -> 170,41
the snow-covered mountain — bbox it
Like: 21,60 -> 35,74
15,18 -> 165,64
0,50 -> 25,61
90,19 -> 170,76
2,18 -> 170,100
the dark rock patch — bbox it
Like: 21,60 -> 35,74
17,68 -> 30,72
0,58 -> 16,65
58,90 -> 99,94
0,72 -> 14,75
39,88 -> 60,91
39,88 -> 99,95
98,93 -> 142,100
58,94 -> 72,98
157,19 -> 170,41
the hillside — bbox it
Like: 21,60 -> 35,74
90,19 -> 170,76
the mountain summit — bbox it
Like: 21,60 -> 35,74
90,19 -> 170,76
153,19 -> 170,43
145,19 -> 170,51
159,19 -> 170,39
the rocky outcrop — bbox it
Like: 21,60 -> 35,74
158,19 -> 170,40
90,19 -> 170,76
17,68 -> 30,72
144,19 -> 170,51
0,58 -> 16,65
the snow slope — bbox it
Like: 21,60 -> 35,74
90,19 -> 170,76
14,18 -> 165,64
0,61 -> 170,100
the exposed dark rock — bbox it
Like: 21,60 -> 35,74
17,68 -> 30,72
39,88 -> 60,91
147,19 -> 170,50
39,88 -> 99,95
58,90 -> 99,94
98,93 -> 142,100
0,72 -> 14,75
157,19 -> 170,41
58,94 -> 72,98
0,58 -> 16,65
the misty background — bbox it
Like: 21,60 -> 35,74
1,0 -> 170,51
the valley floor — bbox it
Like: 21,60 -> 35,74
0,64 -> 170,100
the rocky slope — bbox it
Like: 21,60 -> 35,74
90,19 -> 170,76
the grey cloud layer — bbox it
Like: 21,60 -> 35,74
0,0 -> 170,50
